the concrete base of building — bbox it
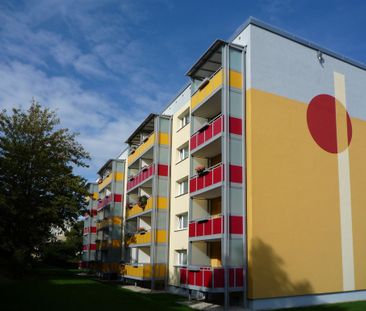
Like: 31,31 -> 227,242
249,290 -> 366,310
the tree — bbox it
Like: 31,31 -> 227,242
40,221 -> 84,267
0,101 -> 90,275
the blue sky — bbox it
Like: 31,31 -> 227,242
1,0 -> 365,181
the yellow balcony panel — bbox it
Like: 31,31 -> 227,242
122,264 -> 151,280
126,197 -> 153,218
191,69 -> 223,110
128,133 -> 155,165
127,231 -> 151,246
121,263 -> 166,280
98,174 -> 113,191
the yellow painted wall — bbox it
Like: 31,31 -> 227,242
247,88 -> 346,299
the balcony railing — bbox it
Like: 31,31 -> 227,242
189,215 -> 222,238
189,215 -> 244,237
126,197 -> 153,218
97,194 -> 122,210
127,164 -> 154,191
179,266 -> 244,289
190,114 -> 223,152
125,229 -> 167,246
128,132 -> 155,166
191,68 -> 223,111
121,263 -> 166,280
190,163 -> 223,194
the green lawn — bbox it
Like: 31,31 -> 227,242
0,267 -> 191,311
0,268 -> 365,311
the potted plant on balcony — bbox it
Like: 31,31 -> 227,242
127,202 -> 134,209
141,165 -> 149,172
138,195 -> 149,209
195,165 -> 208,177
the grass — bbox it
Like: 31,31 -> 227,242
0,267 -> 365,311
0,267 -> 191,311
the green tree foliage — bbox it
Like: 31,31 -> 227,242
40,221 -> 84,268
0,101 -> 90,274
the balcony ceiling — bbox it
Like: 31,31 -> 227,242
186,39 -> 226,80
192,89 -> 221,118
125,113 -> 156,146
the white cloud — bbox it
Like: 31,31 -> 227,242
0,1 -> 180,181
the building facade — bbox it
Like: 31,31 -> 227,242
82,17 -> 366,310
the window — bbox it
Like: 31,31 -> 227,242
176,213 -> 188,230
176,250 -> 187,266
178,111 -> 190,129
177,179 -> 188,196
178,145 -> 189,161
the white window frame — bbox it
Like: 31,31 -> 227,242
178,111 -> 190,130
177,179 -> 188,196
176,212 -> 188,230
176,249 -> 187,266
178,145 -> 189,161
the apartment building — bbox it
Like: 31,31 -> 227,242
81,17 -> 366,310
81,183 -> 98,268
95,158 -> 126,278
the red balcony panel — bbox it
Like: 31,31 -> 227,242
82,245 -> 87,251
213,117 -> 223,136
188,270 -> 195,285
205,124 -> 213,140
92,209 -> 97,216
213,268 -> 225,288
189,223 -> 196,237
203,171 -> 212,188
197,131 -> 205,146
191,116 -> 223,152
190,136 -> 197,150
190,178 -> 197,192
158,164 -> 168,176
229,117 -> 242,135
229,165 -> 242,183
127,164 -> 156,190
229,268 -> 235,287
196,176 -> 204,191
204,220 -> 212,236
89,244 -> 96,251
236,268 -> 244,287
180,268 -> 188,285
213,165 -> 223,183
196,222 -> 204,236
203,270 -> 212,288
195,270 -> 203,286
212,217 -> 222,234
90,226 -> 97,233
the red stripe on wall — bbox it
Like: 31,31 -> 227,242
157,164 -> 169,176
229,117 -> 242,135
229,164 -> 243,183
114,194 -> 122,202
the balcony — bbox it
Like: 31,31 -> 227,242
126,230 -> 167,246
126,197 -> 153,219
190,163 -> 223,198
179,266 -> 244,291
97,174 -> 113,191
97,194 -> 122,210
191,68 -> 223,112
128,133 -> 155,166
189,215 -> 244,238
127,164 -> 168,192
96,216 -> 122,231
190,115 -> 223,157
127,164 -> 154,191
121,263 -> 166,280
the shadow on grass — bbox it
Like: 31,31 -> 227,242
0,267 -> 190,311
